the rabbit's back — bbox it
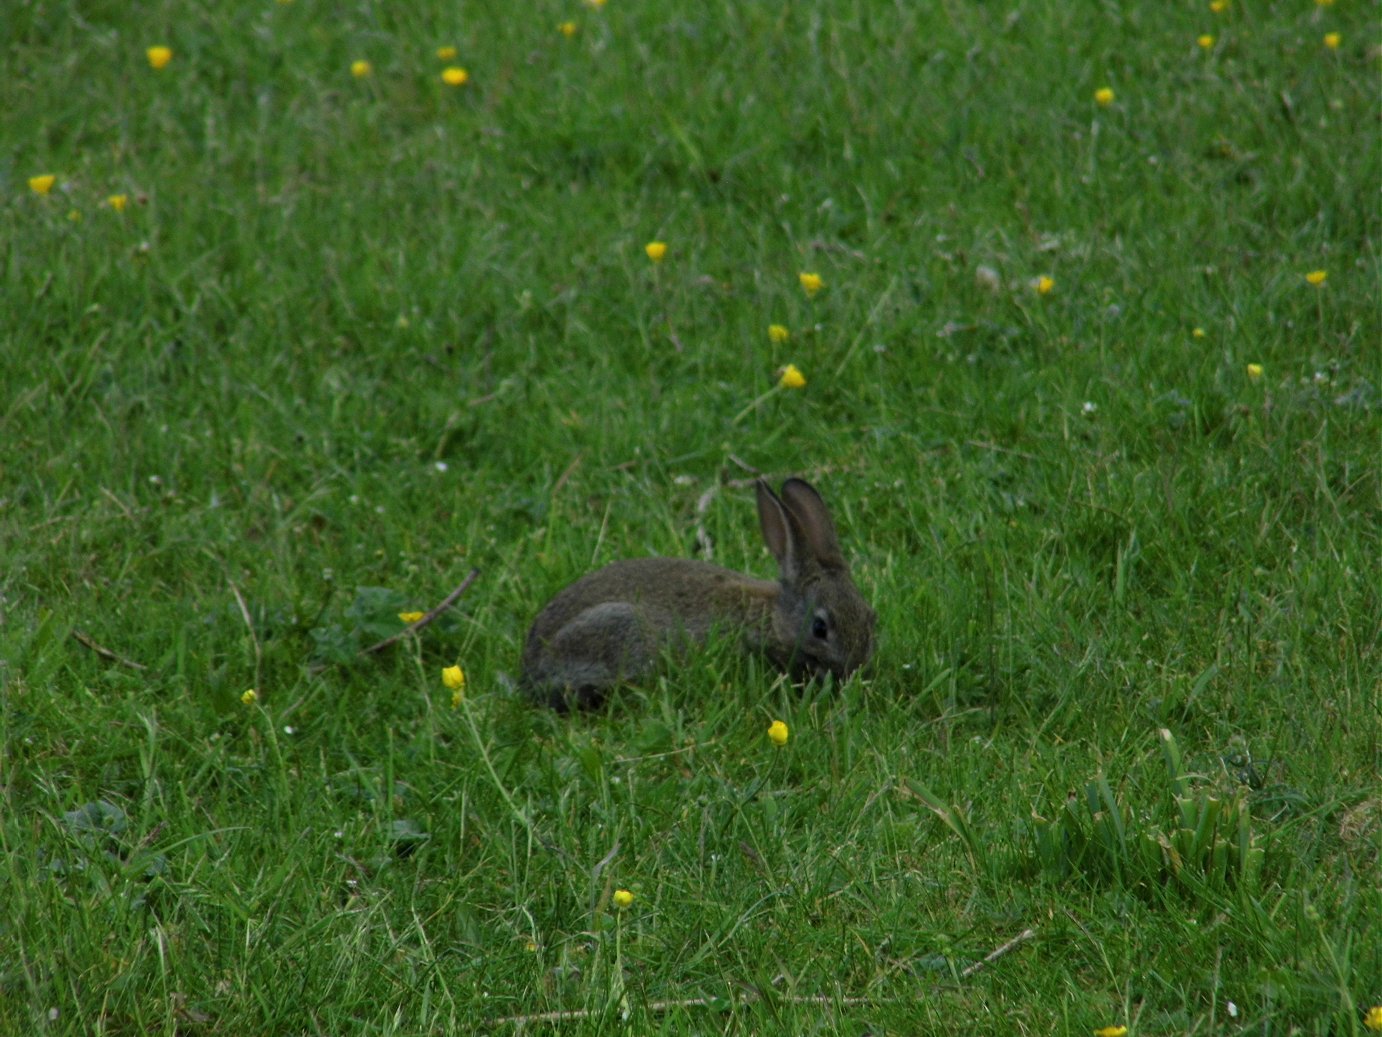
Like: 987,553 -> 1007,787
523,558 -> 775,654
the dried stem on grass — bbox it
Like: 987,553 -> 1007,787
494,927 -> 1037,1028
360,568 -> 481,656
71,629 -> 148,671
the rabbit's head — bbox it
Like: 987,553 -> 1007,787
756,479 -> 876,682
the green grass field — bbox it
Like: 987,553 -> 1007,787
3,0 -> 1379,1033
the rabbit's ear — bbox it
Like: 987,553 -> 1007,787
756,480 -> 797,574
778,479 -> 847,571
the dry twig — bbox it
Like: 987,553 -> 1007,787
227,578 -> 262,679
71,629 -> 148,671
493,926 -> 1038,1027
692,473 -> 762,560
958,927 -> 1037,979
497,992 -> 878,1028
360,568 -> 481,656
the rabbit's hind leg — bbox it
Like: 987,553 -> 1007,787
523,602 -> 663,711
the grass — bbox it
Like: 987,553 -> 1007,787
2,0 -> 1379,1033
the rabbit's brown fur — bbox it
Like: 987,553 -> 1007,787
520,478 -> 875,710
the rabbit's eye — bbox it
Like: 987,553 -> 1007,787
811,614 -> 829,640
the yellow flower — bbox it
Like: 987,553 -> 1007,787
798,272 -> 824,297
612,888 -> 634,908
147,46 -> 173,70
442,66 -> 470,86
559,21 -> 578,37
1323,33 -> 1341,49
1197,34 -> 1214,49
768,324 -> 790,344
778,364 -> 806,390
28,174 -> 57,195
1305,270 -> 1327,287
585,0 -> 607,8
644,240 -> 667,263
351,59 -> 372,78
1364,1006 -> 1382,1031
1246,363 -> 1263,382
436,46 -> 458,61
106,194 -> 129,212
1093,1028 -> 1128,1037
443,664 -> 466,707
398,610 -> 425,624
1094,86 -> 1115,106
767,719 -> 790,746
67,209 -> 82,222
1209,0 -> 1228,10
241,688 -> 259,705
1035,275 -> 1055,296
1192,327 -> 1206,339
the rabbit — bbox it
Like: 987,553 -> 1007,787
520,478 -> 876,710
